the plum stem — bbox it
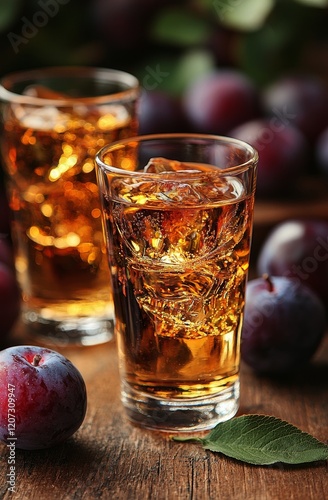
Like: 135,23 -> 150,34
263,273 -> 275,292
32,354 -> 42,367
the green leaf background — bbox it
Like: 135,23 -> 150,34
0,0 -> 23,32
0,0 -> 328,90
212,0 -> 275,31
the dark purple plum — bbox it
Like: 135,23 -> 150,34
257,219 -> 328,308
315,126 -> 328,176
241,275 -> 326,374
183,70 -> 261,135
138,90 -> 189,135
230,119 -> 307,197
92,0 -> 174,50
0,346 -> 87,450
262,75 -> 328,145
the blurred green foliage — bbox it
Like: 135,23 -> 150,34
0,0 -> 328,90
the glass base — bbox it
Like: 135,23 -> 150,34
121,380 -> 240,433
22,311 -> 114,346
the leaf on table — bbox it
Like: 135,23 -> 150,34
173,414 -> 328,466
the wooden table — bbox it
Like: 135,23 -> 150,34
1,325 -> 327,500
1,177 -> 328,499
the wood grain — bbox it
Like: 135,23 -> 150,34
1,326 -> 327,500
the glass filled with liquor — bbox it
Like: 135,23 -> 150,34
96,134 -> 258,431
0,67 -> 139,345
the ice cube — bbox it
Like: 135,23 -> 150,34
200,176 -> 244,202
143,157 -> 201,174
23,84 -> 70,100
13,104 -> 70,132
144,157 -> 179,173
159,182 -> 204,205
23,85 -> 91,123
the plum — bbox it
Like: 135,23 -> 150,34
138,90 -> 189,135
315,126 -> 328,176
183,70 -> 261,135
241,275 -> 326,374
257,219 -> 328,308
92,0 -> 174,51
230,119 -> 307,197
0,345 -> 87,450
262,75 -> 328,145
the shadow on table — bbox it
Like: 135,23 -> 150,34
15,437 -> 100,471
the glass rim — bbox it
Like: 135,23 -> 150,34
0,66 -> 140,106
95,133 -> 259,178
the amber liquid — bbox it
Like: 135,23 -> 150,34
1,104 -> 137,326
102,163 -> 254,399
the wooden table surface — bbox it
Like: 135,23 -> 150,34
1,179 -> 328,500
0,324 -> 327,500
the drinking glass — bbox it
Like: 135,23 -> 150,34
0,66 -> 139,346
96,133 -> 258,431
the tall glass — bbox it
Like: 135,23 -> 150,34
0,67 -> 139,346
96,134 -> 258,431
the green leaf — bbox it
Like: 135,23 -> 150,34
151,7 -> 210,46
212,0 -> 275,31
134,50 -> 215,96
168,49 -> 216,95
173,415 -> 328,466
